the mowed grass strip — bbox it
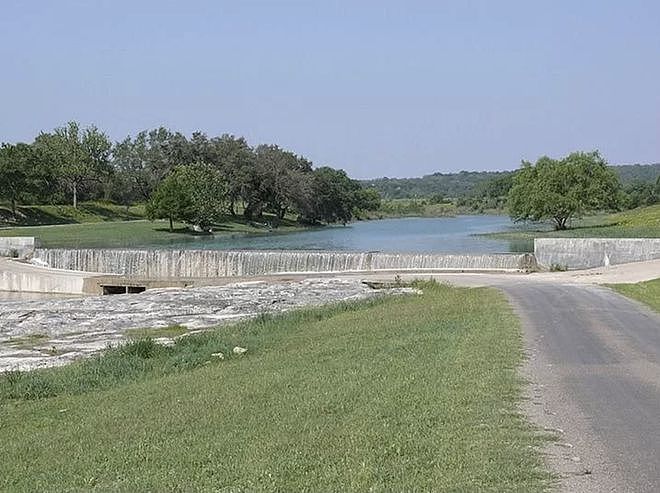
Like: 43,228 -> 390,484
608,277 -> 660,313
0,283 -> 551,492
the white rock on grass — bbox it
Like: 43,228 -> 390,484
232,346 -> 248,355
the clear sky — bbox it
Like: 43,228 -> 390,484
1,0 -> 659,179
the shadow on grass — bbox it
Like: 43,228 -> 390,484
77,203 -> 142,222
150,214 -> 308,236
0,203 -> 144,227
152,227 -> 214,236
0,206 -> 78,226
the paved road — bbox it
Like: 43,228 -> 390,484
502,281 -> 660,492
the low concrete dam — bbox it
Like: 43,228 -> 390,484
33,248 -> 536,278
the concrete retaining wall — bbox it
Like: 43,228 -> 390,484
0,237 -> 39,258
0,259 -> 87,294
534,238 -> 660,270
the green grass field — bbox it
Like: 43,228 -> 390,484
0,202 -> 308,248
608,278 -> 660,313
487,204 -> 660,244
0,283 -> 551,492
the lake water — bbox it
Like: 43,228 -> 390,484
158,216 -> 527,253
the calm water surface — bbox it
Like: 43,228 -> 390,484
157,216 -> 526,253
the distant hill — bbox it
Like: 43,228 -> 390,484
613,163 -> 660,184
362,163 -> 660,199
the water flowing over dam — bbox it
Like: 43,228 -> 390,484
33,248 -> 535,278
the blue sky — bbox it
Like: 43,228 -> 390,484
1,0 -> 659,178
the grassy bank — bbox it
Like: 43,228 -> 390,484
608,278 -> 660,313
0,202 -> 146,226
486,204 -> 660,243
0,210 -> 307,248
0,283 -> 551,491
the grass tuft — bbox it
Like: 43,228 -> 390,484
5,333 -> 50,349
124,324 -> 189,340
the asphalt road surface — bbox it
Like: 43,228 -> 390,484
503,282 -> 660,492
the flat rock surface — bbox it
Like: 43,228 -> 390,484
0,278 -> 410,371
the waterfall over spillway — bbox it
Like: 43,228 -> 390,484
33,248 -> 535,278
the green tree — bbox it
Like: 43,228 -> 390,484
34,122 -> 112,208
300,167 -> 362,224
508,151 -> 620,230
190,133 -> 256,217
111,127 -> 189,202
0,143 -> 36,214
178,164 -> 227,231
250,145 -> 313,222
623,180 -> 658,209
354,187 -> 382,212
146,170 -> 190,232
146,164 -> 226,232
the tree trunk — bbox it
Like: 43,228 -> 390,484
553,216 -> 568,230
228,200 -> 236,217
11,197 -> 16,215
243,205 -> 253,220
72,182 -> 78,209
169,216 -> 174,233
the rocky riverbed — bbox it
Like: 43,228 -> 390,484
0,278 -> 414,371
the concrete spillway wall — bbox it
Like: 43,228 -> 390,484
534,238 -> 660,270
0,237 -> 39,258
33,248 -> 535,278
0,258 -> 87,294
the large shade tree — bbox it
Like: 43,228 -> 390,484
0,143 -> 39,214
249,145 -> 313,222
189,133 -> 256,217
33,122 -> 112,208
296,167 -> 363,224
111,127 -> 191,203
146,164 -> 227,232
508,151 -> 621,230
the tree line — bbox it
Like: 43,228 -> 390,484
365,163 -> 660,210
462,156 -> 660,216
0,122 -> 381,229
